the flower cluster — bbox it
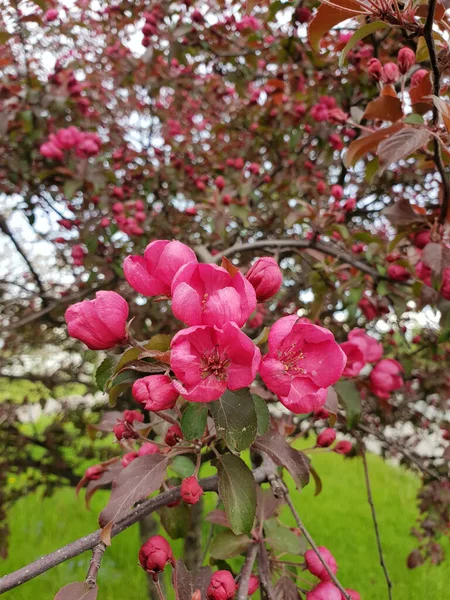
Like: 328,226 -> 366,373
65,239 -> 347,414
304,546 -> 360,600
40,126 -> 102,161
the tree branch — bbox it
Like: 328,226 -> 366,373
237,543 -> 258,600
360,445 -> 392,600
423,0 -> 450,224
85,542 -> 106,588
257,540 -> 274,600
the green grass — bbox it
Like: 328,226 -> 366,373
1,444 -> 449,599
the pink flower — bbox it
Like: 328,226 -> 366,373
381,62 -> 400,84
304,547 -> 337,581
307,583 -> 341,600
340,342 -> 365,377
171,263 -> 256,327
246,257 -> 283,302
44,9 -> 59,22
348,328 -> 383,362
124,240 -> 197,297
259,316 -> 346,414
40,142 -> 63,161
180,476 -> 204,504
138,442 -> 160,456
170,322 -> 260,403
55,126 -> 81,149
368,58 -> 382,81
413,230 -> 430,249
65,291 -> 128,350
317,428 -> 336,448
247,575 -> 259,595
387,264 -> 410,281
334,440 -> 352,455
398,47 -> 415,74
132,375 -> 179,411
207,571 -> 237,600
370,359 -> 403,399
139,535 -> 174,574
441,268 -> 450,300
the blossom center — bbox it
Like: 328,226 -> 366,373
278,343 -> 306,375
201,346 -> 230,380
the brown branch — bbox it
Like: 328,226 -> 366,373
237,543 -> 258,600
359,445 -> 392,600
423,0 -> 450,224
85,542 -> 106,588
257,540 -> 274,600
284,492 -> 351,600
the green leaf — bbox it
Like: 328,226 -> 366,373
181,403 -> 208,441
404,113 -> 424,125
335,380 -> 361,426
210,531 -> 251,559
339,21 -> 389,67
0,32 -> 13,45
264,519 -> 306,555
64,179 -> 83,200
111,370 -> 142,387
210,388 -> 257,452
95,356 -> 118,391
159,503 -> 190,540
253,396 -> 270,436
216,454 -> 256,535
170,456 -> 196,478
145,334 -> 173,351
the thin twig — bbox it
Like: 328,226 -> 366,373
237,543 -> 258,600
284,491 -> 351,600
423,0 -> 450,224
85,542 -> 107,588
257,541 -> 274,600
360,446 -> 393,600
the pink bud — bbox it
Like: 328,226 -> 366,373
413,230 -> 430,249
246,257 -> 283,302
411,69 -> 428,88
165,424 -> 183,447
317,428 -> 336,448
215,176 -> 226,191
85,465 -> 104,480
181,476 -> 204,505
367,58 -> 382,81
207,570 -> 237,600
138,442 -> 160,456
139,535 -> 174,574
334,440 -> 353,455
295,6 -> 311,23
40,142 -> 64,161
247,575 -> 259,595
304,547 -> 337,581
123,409 -> 144,424
397,47 -> 415,75
122,451 -> 138,468
307,582 -> 341,600
341,590 -> 361,600
331,185 -> 344,201
381,62 -> 400,85
65,291 -> 128,350
113,421 -> 139,441
387,264 -> 410,282
132,375 -> 179,411
44,9 -> 59,22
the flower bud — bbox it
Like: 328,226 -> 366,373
304,547 -> 337,581
247,575 -> 259,595
381,62 -> 400,85
165,424 -> 183,447
85,465 -> 104,480
44,9 -> 59,22
316,428 -> 336,448
215,176 -> 225,191
65,291 -> 128,350
132,375 -> 179,412
397,47 -> 415,74
331,185 -> 343,201
413,230 -> 430,249
411,69 -> 428,88
181,476 -> 204,505
295,7 -> 311,23
306,582 -> 341,600
122,451 -> 138,468
341,589 -> 361,600
367,58 -> 382,81
246,257 -> 282,301
333,440 -> 352,455
138,442 -> 160,456
387,264 -> 410,282
123,409 -> 144,424
207,570 -> 237,600
139,535 -> 174,574
113,421 -> 139,441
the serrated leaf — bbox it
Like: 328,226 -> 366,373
377,127 -> 431,173
216,454 -> 256,535
54,582 -> 98,600
181,403 -> 208,440
210,388 -> 257,452
99,455 -> 168,527
95,356 -> 118,391
344,123 -> 403,168
159,503 -> 191,540
210,531 -> 251,559
252,430 -> 310,490
339,21 -> 388,67
335,380 -> 361,426
253,395 -> 270,436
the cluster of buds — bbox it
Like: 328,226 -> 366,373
304,547 -> 360,599
40,126 -> 101,161
368,47 -> 416,85
110,194 -> 147,236
142,8 -> 164,47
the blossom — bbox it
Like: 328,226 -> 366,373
170,322 -> 260,402
246,257 -> 283,302
387,264 -> 410,282
306,582 -> 341,600
304,547 -> 338,581
259,316 -> 346,414
65,291 -> 128,350
381,62 -> 400,84
316,428 -> 336,448
207,571 -> 237,600
124,240 -> 197,297
370,359 -> 403,399
132,375 -> 179,411
40,141 -> 64,160
340,342 -> 365,377
398,47 -> 415,74
139,442 -> 160,456
171,263 -> 256,328
334,440 -> 352,455
139,536 -> 174,574
180,476 -> 204,504
347,328 -> 383,362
